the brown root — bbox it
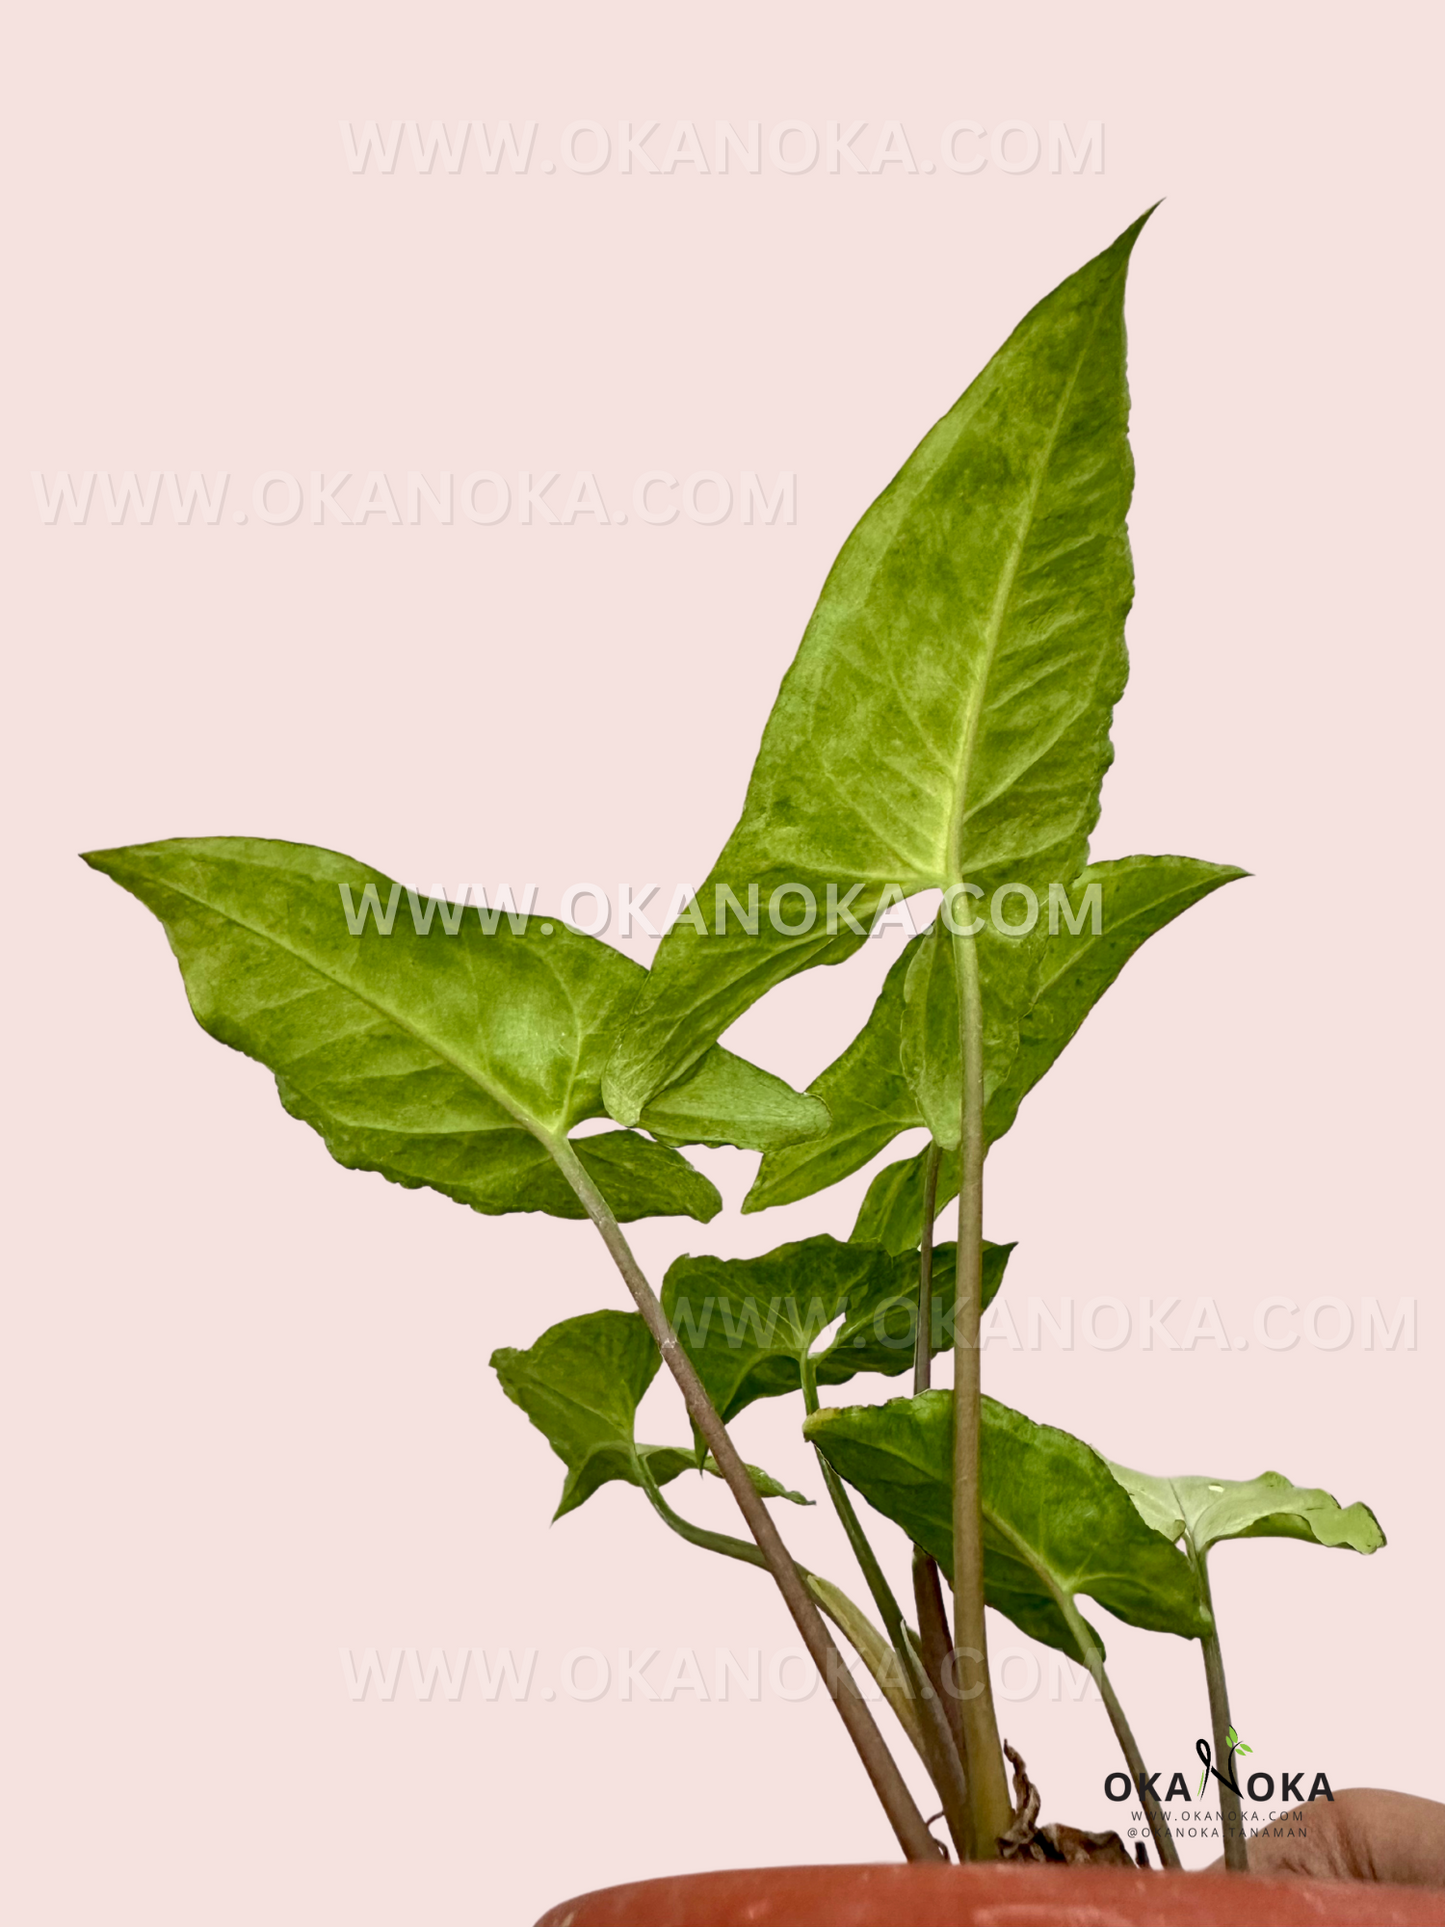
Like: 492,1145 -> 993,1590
996,1742 -> 1140,1869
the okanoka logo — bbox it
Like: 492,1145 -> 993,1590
1104,1729 -> 1335,1809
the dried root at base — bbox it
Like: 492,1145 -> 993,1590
997,1742 -> 1140,1869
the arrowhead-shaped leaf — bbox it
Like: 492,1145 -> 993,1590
1106,1464 -> 1386,1561
605,213 -> 1154,1128
805,1392 -> 1209,1662
491,1309 -> 809,1520
662,1234 -> 1013,1427
84,837 -> 826,1225
749,855 -> 1244,1228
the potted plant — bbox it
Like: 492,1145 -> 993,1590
83,213 -> 1443,1925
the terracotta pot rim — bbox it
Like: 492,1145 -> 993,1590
534,1857 -> 1445,1927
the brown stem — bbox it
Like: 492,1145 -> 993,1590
910,1141 -> 970,1846
635,1459 -> 935,1776
550,1134 -> 939,1864
950,930 -> 1013,1854
1095,1665 -> 1182,1870
913,1546 -> 966,1762
914,1142 -> 942,1397
1059,1597 -> 1182,1872
805,1573 -> 930,1766
800,1352 -> 968,1856
1195,1550 -> 1248,1870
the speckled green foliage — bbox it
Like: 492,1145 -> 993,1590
605,214 -> 1154,1128
661,1233 -> 1014,1424
1109,1464 -> 1385,1561
85,218 -> 1328,1864
84,837 -> 826,1224
491,1309 -> 809,1519
749,854 -> 1244,1231
806,1391 -> 1209,1662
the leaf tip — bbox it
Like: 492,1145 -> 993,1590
1354,1504 -> 1388,1553
1110,201 -> 1163,263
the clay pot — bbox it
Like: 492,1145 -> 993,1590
534,1861 -> 1445,1926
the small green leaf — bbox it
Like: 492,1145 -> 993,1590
819,1238 -> 1014,1383
984,855 -> 1247,1145
1107,1464 -> 1386,1561
490,1309 -> 807,1519
749,855 -> 1244,1225
664,1238 -> 882,1425
85,837 -> 822,1224
698,1455 -> 810,1506
744,943 -> 921,1219
638,1046 -> 830,1152
900,920 -> 963,1149
662,1234 -> 1013,1429
805,1392 -> 1208,1663
900,916 -> 1037,1155
492,1311 -> 674,1519
850,1145 -> 945,1254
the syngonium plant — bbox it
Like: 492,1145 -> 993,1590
85,211 -> 1384,1871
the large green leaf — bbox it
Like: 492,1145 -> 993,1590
749,855 -> 1244,1227
84,837 -> 826,1225
605,212 -> 1154,1128
805,1392 -> 1208,1662
491,1310 -> 809,1519
662,1234 -> 1013,1425
1107,1464 -> 1385,1561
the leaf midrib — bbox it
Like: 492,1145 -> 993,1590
943,293 -> 1113,886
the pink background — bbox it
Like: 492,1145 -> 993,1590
4,4 -> 1440,1921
